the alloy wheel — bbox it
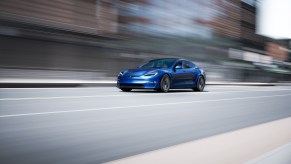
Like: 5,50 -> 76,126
160,75 -> 170,92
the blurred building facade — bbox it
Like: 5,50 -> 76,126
240,0 -> 265,49
0,0 -> 255,39
118,0 -> 215,38
0,0 -> 278,42
0,0 -> 290,81
0,0 -> 119,35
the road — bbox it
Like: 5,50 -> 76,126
0,85 -> 291,163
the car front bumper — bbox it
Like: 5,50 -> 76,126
117,77 -> 159,89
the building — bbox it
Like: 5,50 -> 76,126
0,0 -> 118,35
240,0 -> 265,49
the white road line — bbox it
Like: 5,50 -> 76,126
0,87 -> 112,90
1,89 -> 291,101
0,93 -> 291,118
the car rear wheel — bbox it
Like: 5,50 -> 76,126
158,74 -> 170,92
121,88 -> 132,92
193,76 -> 205,92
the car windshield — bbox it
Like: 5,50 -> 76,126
140,59 -> 176,68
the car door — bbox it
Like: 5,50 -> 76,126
172,61 -> 191,88
182,61 -> 196,87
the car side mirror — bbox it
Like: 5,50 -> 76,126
175,65 -> 182,70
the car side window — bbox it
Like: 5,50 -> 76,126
182,61 -> 194,69
175,61 -> 182,67
187,61 -> 196,68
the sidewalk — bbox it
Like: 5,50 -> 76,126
0,79 -> 285,88
0,79 -> 115,87
246,142 -> 291,164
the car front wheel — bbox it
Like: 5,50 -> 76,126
158,74 -> 170,92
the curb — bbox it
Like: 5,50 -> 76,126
1,79 -> 290,88
0,82 -> 116,88
206,82 -> 275,86
0,81 -> 286,88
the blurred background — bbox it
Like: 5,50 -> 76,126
0,0 -> 290,83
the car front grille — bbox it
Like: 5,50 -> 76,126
119,84 -> 144,88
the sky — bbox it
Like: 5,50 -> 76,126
257,0 -> 291,39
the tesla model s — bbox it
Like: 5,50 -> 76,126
117,58 -> 206,92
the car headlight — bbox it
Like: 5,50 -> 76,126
144,72 -> 158,76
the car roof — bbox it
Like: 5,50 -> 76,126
151,58 -> 185,61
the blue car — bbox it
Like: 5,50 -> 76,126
117,58 -> 206,92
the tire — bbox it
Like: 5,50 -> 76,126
158,74 -> 170,92
193,76 -> 205,92
121,88 -> 132,92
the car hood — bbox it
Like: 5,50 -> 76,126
123,68 -> 160,76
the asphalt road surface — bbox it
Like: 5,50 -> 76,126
0,85 -> 291,164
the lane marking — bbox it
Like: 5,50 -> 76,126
1,88 -> 291,101
0,87 -> 112,90
1,93 -> 291,118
